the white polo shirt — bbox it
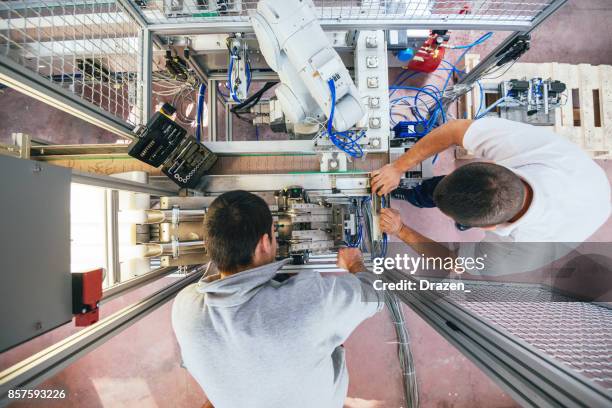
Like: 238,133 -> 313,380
462,118 -> 610,242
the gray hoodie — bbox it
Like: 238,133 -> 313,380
172,259 -> 384,408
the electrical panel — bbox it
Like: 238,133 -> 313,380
355,30 -> 391,152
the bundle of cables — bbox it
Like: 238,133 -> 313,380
355,196 -> 388,258
345,198 -> 365,248
355,196 -> 417,406
194,83 -> 206,142
389,32 -> 494,138
378,195 -> 389,258
230,81 -> 277,123
384,291 -> 419,408
325,79 -> 366,159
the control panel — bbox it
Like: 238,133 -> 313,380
355,30 -> 391,153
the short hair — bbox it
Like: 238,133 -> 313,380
433,162 -> 525,227
204,190 -> 273,273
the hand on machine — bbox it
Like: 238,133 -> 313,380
371,164 -> 404,196
336,247 -> 366,274
379,208 -> 404,237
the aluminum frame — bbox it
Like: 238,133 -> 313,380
71,170 -> 178,196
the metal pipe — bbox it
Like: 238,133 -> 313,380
101,267 -> 175,303
140,241 -> 205,258
125,209 -> 206,225
141,28 -> 153,123
71,171 -> 178,196
148,20 -> 532,36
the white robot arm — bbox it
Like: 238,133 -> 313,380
251,0 -> 365,132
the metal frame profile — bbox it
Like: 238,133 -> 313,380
383,269 -> 612,408
71,170 -> 178,196
147,19 -> 535,36
0,55 -> 136,140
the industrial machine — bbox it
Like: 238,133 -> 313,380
2,1 -> 610,407
477,77 -> 567,125
118,185 -> 386,267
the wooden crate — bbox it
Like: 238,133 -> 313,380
458,55 -> 612,159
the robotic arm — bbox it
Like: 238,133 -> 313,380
251,0 -> 365,132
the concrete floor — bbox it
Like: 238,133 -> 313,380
1,0 -> 611,407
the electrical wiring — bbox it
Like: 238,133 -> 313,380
231,82 -> 277,114
475,95 -> 523,119
345,199 -> 364,248
384,292 -> 419,408
195,83 -> 206,142
481,58 -> 518,80
379,195 -> 388,258
450,31 -> 493,49
388,32 -> 494,142
228,53 -> 252,103
475,80 -> 485,118
326,79 -> 366,158
346,198 -> 418,408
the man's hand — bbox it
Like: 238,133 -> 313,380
380,208 -> 404,237
371,164 -> 403,196
337,247 -> 366,274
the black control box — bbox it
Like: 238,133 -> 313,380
128,104 -> 217,189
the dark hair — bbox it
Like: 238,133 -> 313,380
433,162 -> 525,227
205,190 -> 273,273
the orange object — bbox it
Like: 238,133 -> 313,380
72,268 -> 103,327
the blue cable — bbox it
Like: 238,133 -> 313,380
195,83 -> 206,142
379,195 -> 388,258
228,54 -> 252,103
326,79 -> 365,158
475,80 -> 485,118
450,32 -> 493,49
388,31 -> 493,141
346,199 -> 364,248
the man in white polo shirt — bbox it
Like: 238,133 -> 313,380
371,118 -> 610,274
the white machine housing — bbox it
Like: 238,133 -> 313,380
251,0 -> 366,132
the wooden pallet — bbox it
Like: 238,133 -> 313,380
459,55 -> 612,159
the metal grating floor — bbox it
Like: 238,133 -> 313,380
443,281 -> 612,391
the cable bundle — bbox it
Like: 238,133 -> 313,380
378,195 -> 388,258
195,83 -> 206,142
384,292 -> 419,408
389,32 -> 494,137
345,198 -> 365,248
326,79 -> 366,158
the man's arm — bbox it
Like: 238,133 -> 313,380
313,248 -> 383,346
371,119 -> 472,195
380,208 -> 455,259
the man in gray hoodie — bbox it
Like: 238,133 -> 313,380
172,190 -> 384,408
